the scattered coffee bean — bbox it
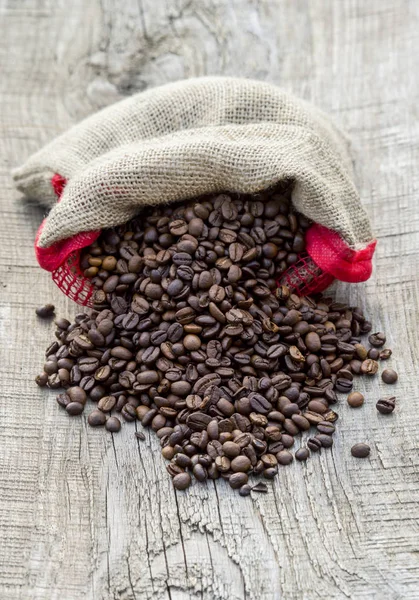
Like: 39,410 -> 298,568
376,397 -> 396,414
88,410 -> 106,427
173,472 -> 192,490
295,447 -> 309,461
351,443 -> 370,458
382,369 -> 398,384
105,417 -> 121,432
347,392 -> 364,408
36,304 -> 55,318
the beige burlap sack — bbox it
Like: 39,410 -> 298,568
13,76 -> 373,250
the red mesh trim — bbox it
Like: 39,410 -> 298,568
278,253 -> 335,296
33,174 -> 100,306
52,250 -> 95,306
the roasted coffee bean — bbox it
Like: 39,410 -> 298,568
88,410 -> 107,427
347,392 -> 364,408
173,472 -> 192,490
67,386 -> 87,405
316,434 -> 333,448
295,447 -> 309,461
35,372 -> 49,387
36,304 -> 55,318
317,421 -> 335,435
56,393 -> 70,408
276,450 -> 293,465
229,472 -> 249,489
376,396 -> 396,414
98,396 -> 117,412
382,369 -> 398,384
106,416 -> 121,432
307,437 -> 322,452
361,359 -> 379,375
230,455 -> 251,473
368,332 -> 386,347
351,443 -> 370,458
66,402 -> 84,416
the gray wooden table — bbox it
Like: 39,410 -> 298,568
1,1 -> 418,599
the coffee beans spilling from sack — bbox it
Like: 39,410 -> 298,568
36,189 -> 397,493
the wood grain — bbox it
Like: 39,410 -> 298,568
0,0 -> 418,598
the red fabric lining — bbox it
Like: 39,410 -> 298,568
305,224 -> 376,283
34,174 -> 99,306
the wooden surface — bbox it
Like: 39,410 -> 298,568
1,1 -> 418,598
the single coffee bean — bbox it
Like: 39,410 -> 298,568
36,304 -> 55,318
381,369 -> 398,384
229,472 -> 249,489
230,455 -> 251,473
88,410 -> 107,427
56,393 -> 70,408
295,447 -> 309,461
317,421 -> 335,435
351,443 -> 370,458
361,359 -> 379,375
239,484 -> 252,496
173,472 -> 192,490
106,416 -> 121,433
307,437 -> 322,452
67,386 -> 87,405
347,392 -> 364,408
98,396 -> 117,412
316,434 -> 333,448
66,402 -> 84,416
376,396 -> 396,414
368,332 -> 386,347
35,372 -> 49,387
276,450 -> 293,465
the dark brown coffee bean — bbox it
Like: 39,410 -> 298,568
317,434 -> 333,448
67,386 -> 87,405
230,456 -> 251,473
88,410 -> 106,427
368,332 -> 386,347
229,472 -> 249,489
66,402 -> 84,416
106,416 -> 121,432
276,450 -> 293,465
36,304 -> 55,318
351,443 -> 370,458
317,421 -> 335,435
56,393 -> 70,408
381,369 -> 398,384
361,359 -> 379,375
295,447 -> 309,461
376,396 -> 396,414
307,437 -> 322,452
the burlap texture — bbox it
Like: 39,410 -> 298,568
12,77 -> 373,250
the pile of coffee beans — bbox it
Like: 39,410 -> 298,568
35,187 -> 398,493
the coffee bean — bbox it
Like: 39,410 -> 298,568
317,421 -> 335,435
295,448 -> 309,461
98,396 -> 117,412
104,416 -> 121,432
229,472 -> 248,489
66,402 -> 84,416
276,450 -> 293,465
67,386 -> 87,405
361,359 -> 379,375
368,332 -> 386,347
88,410 -> 106,427
376,396 -> 396,414
316,434 -> 333,448
382,369 -> 398,384
351,443 -> 370,458
36,304 -> 55,318
347,392 -> 364,408
306,437 -> 322,453
239,484 -> 252,496
230,456 -> 251,473
35,372 -> 49,387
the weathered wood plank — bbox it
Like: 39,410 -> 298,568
0,0 -> 418,598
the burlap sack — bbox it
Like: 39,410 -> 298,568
13,77 -> 376,303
